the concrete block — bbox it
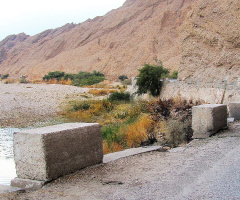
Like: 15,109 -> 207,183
13,123 -> 103,182
229,102 -> 240,120
11,178 -> 45,191
192,104 -> 227,139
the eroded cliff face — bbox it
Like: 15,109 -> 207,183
0,0 -> 194,80
179,0 -> 240,82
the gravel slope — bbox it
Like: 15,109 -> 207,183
0,83 -> 89,127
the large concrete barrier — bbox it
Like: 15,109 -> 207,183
229,102 -> 240,120
192,104 -> 227,139
11,123 -> 103,190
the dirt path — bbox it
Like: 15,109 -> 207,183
1,122 -> 240,200
0,83 -> 89,127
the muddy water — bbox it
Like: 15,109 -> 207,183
0,128 -> 18,185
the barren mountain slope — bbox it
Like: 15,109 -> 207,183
179,0 -> 240,82
0,0 -> 195,80
0,33 -> 29,65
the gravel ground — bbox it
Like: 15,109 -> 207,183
0,83 -> 89,127
1,123 -> 240,200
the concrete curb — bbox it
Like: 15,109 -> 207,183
103,146 -> 164,163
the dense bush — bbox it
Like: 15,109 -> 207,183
63,73 -> 75,81
108,92 -> 131,102
43,71 -> 65,81
118,75 -> 128,82
72,73 -> 105,86
1,74 -> 9,80
43,70 -> 105,86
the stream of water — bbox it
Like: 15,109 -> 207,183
0,128 -> 18,185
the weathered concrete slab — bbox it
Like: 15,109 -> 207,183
103,146 -> 164,163
192,104 -> 227,139
229,102 -> 240,120
11,178 -> 45,191
13,123 -> 103,184
0,184 -> 22,194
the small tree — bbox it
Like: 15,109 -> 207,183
118,75 -> 128,82
136,64 -> 169,96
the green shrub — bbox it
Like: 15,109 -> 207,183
72,101 -> 90,111
19,77 -> 29,83
108,92 -> 131,102
118,75 -> 128,82
1,74 -> 9,80
43,71 -> 65,81
63,73 -> 75,81
43,70 -> 105,86
168,71 -> 178,79
70,71 -> 105,86
102,125 -> 121,145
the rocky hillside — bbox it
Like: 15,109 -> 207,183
179,0 -> 240,82
0,33 -> 29,65
0,0 -> 195,80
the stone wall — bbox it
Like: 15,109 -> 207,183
161,79 -> 240,104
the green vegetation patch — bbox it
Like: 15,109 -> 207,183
43,70 -> 105,86
108,92 -> 131,102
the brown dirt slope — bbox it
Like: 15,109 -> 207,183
179,0 -> 240,82
0,0 -> 195,80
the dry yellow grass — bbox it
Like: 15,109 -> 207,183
88,89 -> 117,96
103,141 -> 124,154
61,99 -> 157,154
44,79 -> 72,85
125,114 -> 155,148
3,79 -> 16,84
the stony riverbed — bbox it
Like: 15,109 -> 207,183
0,83 -> 89,127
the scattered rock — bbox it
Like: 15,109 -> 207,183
101,180 -> 124,185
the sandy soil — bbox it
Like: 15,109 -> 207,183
0,83 -> 89,127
